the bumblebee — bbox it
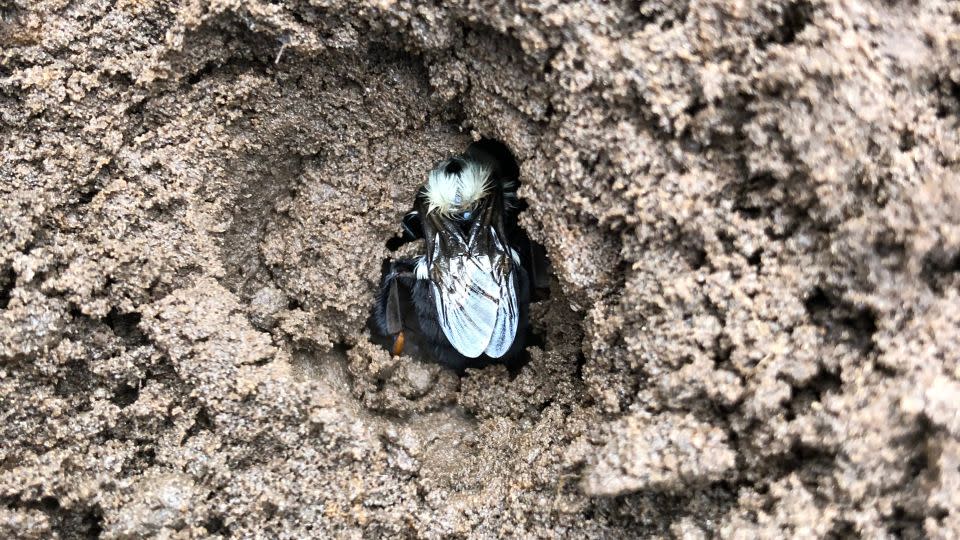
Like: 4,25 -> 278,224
372,142 -> 543,371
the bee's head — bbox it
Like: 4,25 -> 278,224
424,156 -> 492,219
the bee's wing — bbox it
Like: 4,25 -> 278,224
431,252 -> 502,358
481,235 -> 519,358
426,208 -> 519,358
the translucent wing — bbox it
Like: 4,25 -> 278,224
482,235 -> 518,358
427,216 -> 519,359
431,253 -> 501,358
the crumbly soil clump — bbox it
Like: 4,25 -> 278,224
2,0 -> 959,537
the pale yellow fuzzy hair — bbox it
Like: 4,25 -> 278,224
424,158 -> 493,216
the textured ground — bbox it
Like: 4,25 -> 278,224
2,0 -> 960,538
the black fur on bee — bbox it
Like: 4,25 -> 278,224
371,141 -> 546,371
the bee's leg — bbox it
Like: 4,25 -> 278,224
401,211 -> 423,240
385,211 -> 424,251
527,239 -> 551,298
371,259 -> 418,355
507,225 -> 550,301
383,276 -> 403,335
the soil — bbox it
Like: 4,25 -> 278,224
2,0 -> 959,538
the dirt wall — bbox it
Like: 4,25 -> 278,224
1,0 -> 959,537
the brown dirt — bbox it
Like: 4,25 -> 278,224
2,0 -> 959,537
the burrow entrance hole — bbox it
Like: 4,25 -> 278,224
186,22 -> 575,376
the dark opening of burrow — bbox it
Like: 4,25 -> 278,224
372,138 -> 552,373
444,160 -> 464,175
0,266 -> 14,309
104,308 -> 147,345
